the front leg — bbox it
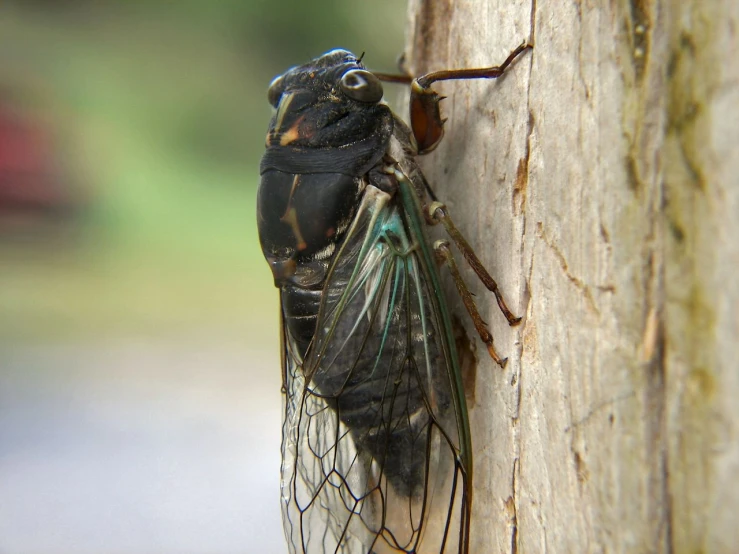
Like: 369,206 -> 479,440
409,41 -> 532,154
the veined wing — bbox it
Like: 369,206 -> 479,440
280,178 -> 471,554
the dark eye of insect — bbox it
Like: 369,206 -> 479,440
339,69 -> 383,103
267,74 -> 285,107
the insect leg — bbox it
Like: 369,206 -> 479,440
373,71 -> 413,84
430,201 -> 522,327
373,52 -> 414,85
409,40 -> 532,153
414,41 -> 532,89
434,240 -> 509,368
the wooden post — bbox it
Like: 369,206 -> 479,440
404,0 -> 739,551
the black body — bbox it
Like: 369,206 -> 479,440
258,50 -> 394,358
256,42 -> 530,554
258,50 -> 430,497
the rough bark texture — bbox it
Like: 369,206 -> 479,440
403,0 -> 738,552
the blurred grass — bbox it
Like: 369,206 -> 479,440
0,1 -> 406,342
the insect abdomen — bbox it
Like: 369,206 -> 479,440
280,285 -> 322,359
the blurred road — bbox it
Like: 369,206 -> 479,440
0,337 -> 284,554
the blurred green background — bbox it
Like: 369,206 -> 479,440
0,0 -> 405,340
0,1 -> 405,552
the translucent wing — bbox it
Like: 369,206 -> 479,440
280,178 -> 471,554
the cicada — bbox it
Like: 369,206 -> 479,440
257,42 -> 530,554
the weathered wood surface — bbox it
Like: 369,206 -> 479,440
403,0 -> 739,552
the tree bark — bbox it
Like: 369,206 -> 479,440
403,0 -> 739,552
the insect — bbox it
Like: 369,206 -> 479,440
257,41 -> 531,554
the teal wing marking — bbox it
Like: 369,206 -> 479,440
280,178 -> 471,554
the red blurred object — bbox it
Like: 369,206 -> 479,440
0,100 -> 79,228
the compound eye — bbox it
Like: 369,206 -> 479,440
339,69 -> 383,103
267,74 -> 286,107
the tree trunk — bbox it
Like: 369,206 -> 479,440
403,0 -> 739,552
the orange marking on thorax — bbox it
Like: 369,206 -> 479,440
280,207 -> 307,251
280,175 -> 308,251
280,125 -> 300,146
279,115 -> 309,146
